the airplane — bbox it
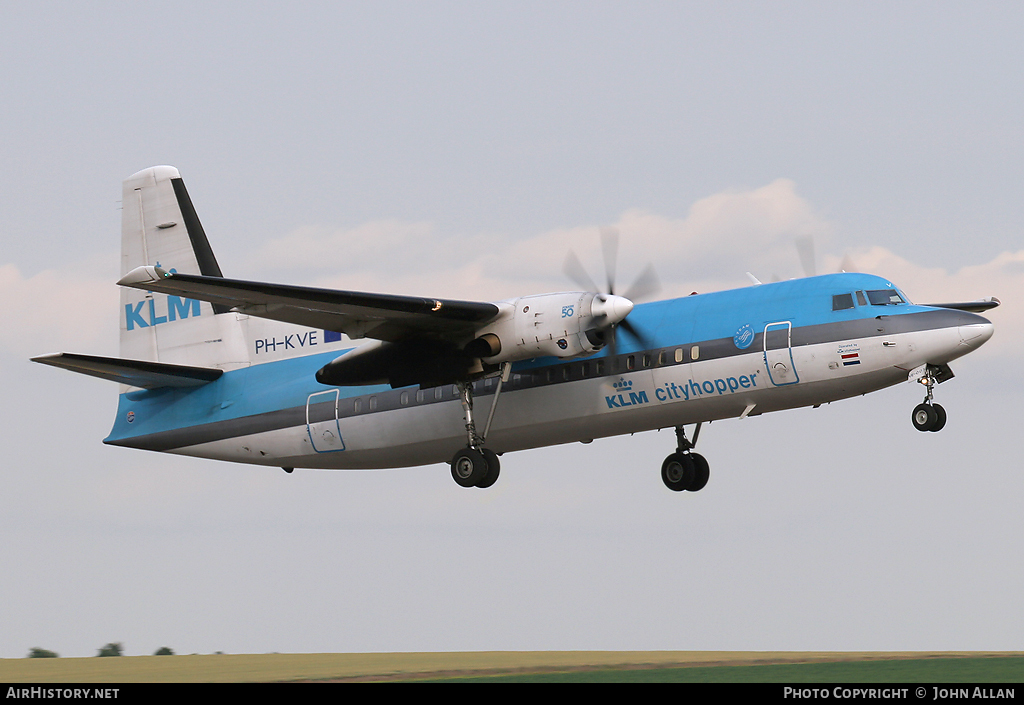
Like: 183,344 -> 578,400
32,166 -> 999,492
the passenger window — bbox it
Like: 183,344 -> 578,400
832,293 -> 855,311
434,387 -> 443,401
400,392 -> 409,405
354,398 -> 362,414
691,345 -> 699,361
626,355 -> 635,370
595,359 -> 604,375
643,354 -> 652,368
855,290 -> 867,306
581,361 -> 590,377
416,390 -> 424,403
369,396 -> 378,411
675,348 -> 683,363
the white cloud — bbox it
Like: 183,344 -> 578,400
0,255 -> 118,361
246,178 -> 835,301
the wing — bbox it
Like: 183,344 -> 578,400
118,266 -> 500,342
32,352 -> 222,389
921,297 -> 1001,313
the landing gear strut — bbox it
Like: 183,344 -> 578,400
661,423 -> 710,492
912,368 -> 947,432
449,364 -> 509,488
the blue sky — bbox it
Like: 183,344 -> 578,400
2,2 -> 1022,658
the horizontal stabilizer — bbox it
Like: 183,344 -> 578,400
117,266 -> 500,342
922,297 -> 1001,313
31,352 -> 223,389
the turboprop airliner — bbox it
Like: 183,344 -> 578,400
33,166 -> 999,492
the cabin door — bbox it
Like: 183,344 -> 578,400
763,321 -> 800,386
306,389 -> 346,452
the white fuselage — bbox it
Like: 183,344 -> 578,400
163,319 -> 984,469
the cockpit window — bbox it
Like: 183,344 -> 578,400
866,289 -> 906,305
832,293 -> 855,311
855,290 -> 867,306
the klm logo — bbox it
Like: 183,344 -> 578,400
605,377 -> 650,409
125,296 -> 201,331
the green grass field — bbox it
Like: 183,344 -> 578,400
423,656 -> 1024,683
2,651 -> 1021,683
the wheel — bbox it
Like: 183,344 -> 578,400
929,403 -> 947,432
661,452 -> 696,492
688,453 -> 710,492
451,448 -> 488,487
477,449 -> 501,488
912,403 -> 938,432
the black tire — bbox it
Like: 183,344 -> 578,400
688,453 -> 710,492
477,449 -> 501,488
661,452 -> 696,492
929,404 -> 947,432
912,403 -> 938,432
451,448 -> 488,487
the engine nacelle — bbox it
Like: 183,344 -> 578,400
467,292 -> 632,365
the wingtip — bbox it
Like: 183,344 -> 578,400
118,265 -> 170,287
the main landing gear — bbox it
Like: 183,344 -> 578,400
912,368 -> 947,432
661,423 -> 710,492
451,446 -> 500,488
449,364 -> 510,489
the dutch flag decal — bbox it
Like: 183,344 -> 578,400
842,352 -> 861,366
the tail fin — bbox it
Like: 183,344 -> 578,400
120,167 -> 244,366
121,166 -> 224,280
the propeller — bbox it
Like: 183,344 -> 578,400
801,236 -> 859,275
795,235 -> 817,278
768,236 -> 858,282
563,227 -> 661,357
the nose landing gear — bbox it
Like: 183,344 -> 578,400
912,402 -> 946,432
661,423 -> 710,492
911,365 -> 949,432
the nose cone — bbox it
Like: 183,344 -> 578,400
592,294 -> 634,325
959,318 -> 994,349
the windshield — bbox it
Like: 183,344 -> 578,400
866,289 -> 906,305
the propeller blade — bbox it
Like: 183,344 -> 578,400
600,226 -> 619,294
563,250 -> 599,293
605,323 -> 618,360
838,253 -> 857,273
623,263 -> 661,303
795,235 -> 816,278
619,318 -> 653,350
